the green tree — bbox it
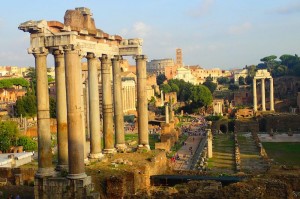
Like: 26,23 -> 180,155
229,84 -> 239,91
203,80 -> 217,93
189,85 -> 212,108
160,84 -> 172,93
14,92 -> 37,117
238,76 -> 245,85
0,121 -> 19,152
245,75 -> 253,85
217,77 -> 230,85
170,82 -> 179,93
17,136 -> 37,151
49,96 -> 56,118
156,74 -> 167,85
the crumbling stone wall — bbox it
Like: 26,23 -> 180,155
0,168 -> 35,185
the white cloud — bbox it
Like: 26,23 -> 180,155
274,3 -> 300,14
132,22 -> 151,38
228,22 -> 252,35
120,22 -> 151,39
188,0 -> 215,17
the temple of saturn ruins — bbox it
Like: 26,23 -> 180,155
253,69 -> 274,112
19,7 -> 149,197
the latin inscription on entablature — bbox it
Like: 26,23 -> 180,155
44,35 -> 76,47
119,47 -> 142,56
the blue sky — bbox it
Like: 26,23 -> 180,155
1,0 -> 300,69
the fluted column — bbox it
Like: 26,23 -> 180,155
64,45 -> 86,179
253,78 -> 257,111
261,78 -> 266,111
87,53 -> 102,159
112,56 -> 126,150
34,48 -> 54,178
101,54 -> 115,153
136,55 -> 149,149
53,50 -> 68,171
270,78 -> 274,111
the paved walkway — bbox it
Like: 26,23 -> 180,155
173,135 -> 203,170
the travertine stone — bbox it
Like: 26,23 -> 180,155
165,103 -> 169,124
87,53 -> 103,159
136,55 -> 150,150
34,49 -> 54,178
207,129 -> 213,158
101,54 -> 115,153
112,55 -> 126,150
261,78 -> 266,111
253,78 -> 257,112
53,50 -> 68,170
270,78 -> 274,111
64,45 -> 87,179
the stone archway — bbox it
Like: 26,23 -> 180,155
220,124 -> 228,133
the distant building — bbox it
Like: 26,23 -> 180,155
174,67 -> 197,85
233,68 -> 248,84
176,48 -> 183,67
146,58 -> 175,76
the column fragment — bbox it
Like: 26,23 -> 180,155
53,50 -> 68,170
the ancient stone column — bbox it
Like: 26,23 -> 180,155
79,57 -> 88,163
101,54 -> 115,153
136,55 -> 150,149
112,56 -> 126,150
34,49 -> 54,178
270,78 -> 274,111
53,50 -> 68,171
87,53 -> 102,159
253,78 -> 257,111
207,129 -> 213,158
165,103 -> 169,124
261,78 -> 266,111
161,90 -> 164,106
64,45 -> 87,179
169,98 -> 174,122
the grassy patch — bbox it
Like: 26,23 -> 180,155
124,134 -> 160,150
167,134 -> 188,158
262,142 -> 300,166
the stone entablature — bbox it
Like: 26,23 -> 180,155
19,8 -> 142,58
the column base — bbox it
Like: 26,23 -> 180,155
103,148 -> 117,154
67,172 -> 87,180
34,175 -> 98,199
35,167 -> 55,178
55,164 -> 68,172
89,152 -> 104,159
84,158 -> 90,165
116,144 -> 127,152
138,144 -> 150,151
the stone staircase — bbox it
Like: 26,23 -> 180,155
237,133 -> 267,173
209,134 -> 235,174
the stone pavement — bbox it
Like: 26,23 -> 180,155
173,135 -> 203,170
